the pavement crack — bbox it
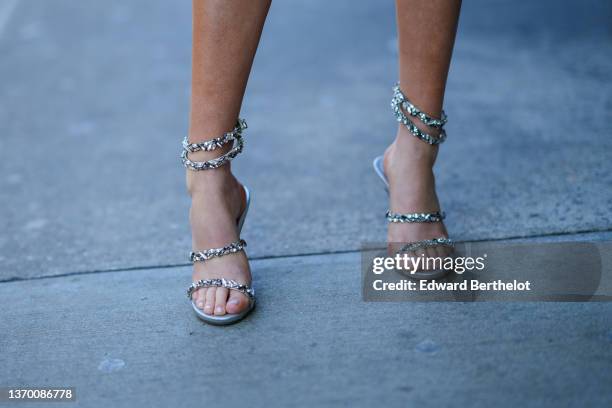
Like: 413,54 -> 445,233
1,227 -> 611,284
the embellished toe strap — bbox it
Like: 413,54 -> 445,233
187,278 -> 255,300
400,237 -> 454,253
189,239 -> 246,263
386,211 -> 445,223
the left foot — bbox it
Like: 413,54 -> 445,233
383,124 -> 453,266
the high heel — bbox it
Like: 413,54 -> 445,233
373,85 -> 454,280
182,119 -> 255,325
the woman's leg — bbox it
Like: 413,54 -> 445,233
187,0 -> 271,315
384,0 -> 461,257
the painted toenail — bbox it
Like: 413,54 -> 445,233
215,306 -> 223,313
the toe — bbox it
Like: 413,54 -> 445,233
214,287 -> 228,316
405,250 -> 419,274
434,245 -> 449,260
194,289 -> 205,310
226,290 -> 248,314
415,248 -> 427,270
203,287 -> 215,315
425,247 -> 439,270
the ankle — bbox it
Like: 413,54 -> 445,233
186,166 -> 238,196
389,126 -> 439,166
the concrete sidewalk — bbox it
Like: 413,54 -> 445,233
2,250 -> 611,407
1,0 -> 611,407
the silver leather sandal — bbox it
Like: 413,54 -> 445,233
182,118 -> 255,325
373,84 -> 454,280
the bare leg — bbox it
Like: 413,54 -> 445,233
187,0 -> 270,315
384,0 -> 461,259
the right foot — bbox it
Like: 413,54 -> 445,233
187,163 -> 251,316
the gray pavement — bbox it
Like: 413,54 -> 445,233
1,0 -> 611,407
2,252 -> 612,408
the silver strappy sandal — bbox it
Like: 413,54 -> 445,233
182,119 -> 255,325
373,84 -> 454,280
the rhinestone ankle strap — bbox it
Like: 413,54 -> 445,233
181,119 -> 247,171
391,84 -> 447,145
